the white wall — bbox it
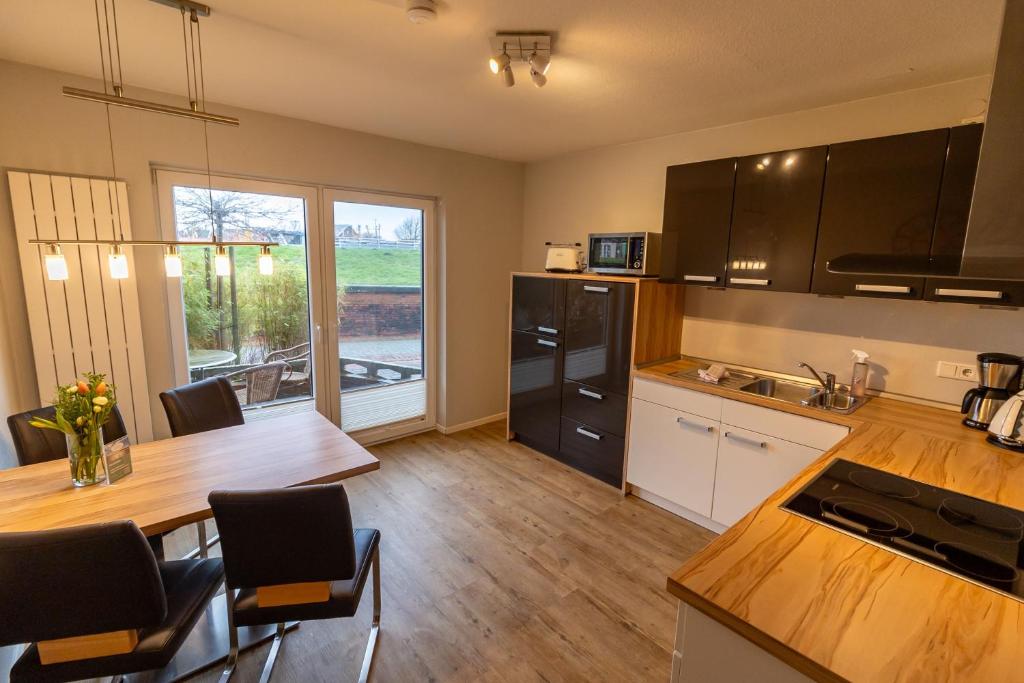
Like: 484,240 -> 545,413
523,76 -> 1024,407
0,59 -> 523,466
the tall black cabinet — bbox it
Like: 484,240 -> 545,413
508,274 -> 685,488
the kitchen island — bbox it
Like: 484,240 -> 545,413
638,359 -> 1024,683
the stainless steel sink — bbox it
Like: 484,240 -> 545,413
738,377 -> 819,404
800,389 -> 860,413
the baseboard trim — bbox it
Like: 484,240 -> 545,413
629,485 -> 727,534
437,412 -> 506,435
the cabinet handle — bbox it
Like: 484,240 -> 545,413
729,277 -> 771,286
724,431 -> 767,448
536,339 -> 558,348
576,427 -> 602,441
683,274 -> 718,283
676,416 -> 713,433
855,284 -> 911,294
583,285 -> 610,293
934,288 -> 1004,300
537,326 -> 559,334
578,388 -> 604,400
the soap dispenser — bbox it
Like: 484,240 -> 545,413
851,350 -> 870,398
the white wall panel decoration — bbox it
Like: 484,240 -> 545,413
8,170 -> 153,443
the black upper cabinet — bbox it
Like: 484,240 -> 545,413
563,280 -> 635,396
812,128 -> 950,299
726,146 -> 827,293
511,275 -> 565,335
660,158 -> 736,286
922,124 -> 1024,305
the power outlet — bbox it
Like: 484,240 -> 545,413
936,361 -> 978,382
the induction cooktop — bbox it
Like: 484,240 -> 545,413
782,459 -> 1024,601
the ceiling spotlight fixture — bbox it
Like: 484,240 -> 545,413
488,33 -> 553,89
406,0 -> 437,24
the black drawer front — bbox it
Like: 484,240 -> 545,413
560,381 -> 627,437
557,417 -> 624,488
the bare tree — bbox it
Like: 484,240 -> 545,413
395,215 -> 422,241
173,187 -> 292,240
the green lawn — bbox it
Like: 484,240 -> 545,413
191,245 -> 422,286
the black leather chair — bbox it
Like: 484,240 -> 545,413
7,405 -> 128,466
0,520 -> 224,682
209,483 -> 381,683
159,376 -> 245,438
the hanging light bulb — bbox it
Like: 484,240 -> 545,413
44,244 -> 69,281
258,245 -> 274,276
163,245 -> 183,278
214,244 -> 230,277
108,244 -> 129,279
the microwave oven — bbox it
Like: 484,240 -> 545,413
586,232 -> 660,276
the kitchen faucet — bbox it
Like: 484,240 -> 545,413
798,362 -> 836,400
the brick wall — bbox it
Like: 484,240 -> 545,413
339,285 -> 422,337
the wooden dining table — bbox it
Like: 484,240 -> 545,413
0,410 -> 380,681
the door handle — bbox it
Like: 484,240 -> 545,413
537,326 -> 559,334
576,426 -> 602,440
729,278 -> 770,286
934,288 -> 1003,300
583,285 -> 609,293
578,388 -> 604,400
676,416 -> 713,433
724,431 -> 767,448
536,338 -> 558,348
683,274 -> 718,283
855,284 -> 911,294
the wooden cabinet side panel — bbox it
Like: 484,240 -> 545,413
633,280 -> 686,366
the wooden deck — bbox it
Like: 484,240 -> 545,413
243,379 -> 426,432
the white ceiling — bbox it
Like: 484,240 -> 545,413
0,0 -> 1004,162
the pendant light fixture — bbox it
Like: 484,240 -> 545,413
163,245 -> 183,277
44,244 -> 69,281
34,0 -> 277,282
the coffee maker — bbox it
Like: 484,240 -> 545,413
961,352 -> 1024,430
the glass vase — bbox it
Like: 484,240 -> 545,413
66,426 -> 105,487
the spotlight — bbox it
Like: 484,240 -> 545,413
530,68 -> 547,88
529,49 -> 550,75
489,50 -> 510,75
501,65 -> 515,87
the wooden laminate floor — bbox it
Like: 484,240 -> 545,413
179,420 -> 716,682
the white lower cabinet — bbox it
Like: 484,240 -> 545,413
628,398 -> 719,517
627,383 -> 850,530
709,426 -> 822,527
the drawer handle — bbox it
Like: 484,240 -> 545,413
729,277 -> 770,286
578,388 -> 604,400
576,427 -> 602,441
536,339 -> 558,348
934,288 -> 1003,300
724,431 -> 767,448
855,284 -> 911,294
583,285 -> 609,294
683,274 -> 718,283
676,416 -> 713,433
537,326 -> 559,334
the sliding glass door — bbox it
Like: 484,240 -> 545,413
157,172 -> 434,439
325,189 -> 435,438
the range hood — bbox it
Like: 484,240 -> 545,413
829,0 -> 1024,281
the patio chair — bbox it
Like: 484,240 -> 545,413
263,343 -> 310,384
224,362 -> 287,406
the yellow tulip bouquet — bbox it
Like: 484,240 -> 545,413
31,372 -> 117,487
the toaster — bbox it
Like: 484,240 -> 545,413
544,243 -> 582,273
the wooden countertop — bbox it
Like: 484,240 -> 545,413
640,359 -> 1024,683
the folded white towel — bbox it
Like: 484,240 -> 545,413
697,364 -> 729,384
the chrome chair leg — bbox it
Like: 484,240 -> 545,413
183,521 -> 221,560
218,588 -> 239,683
357,547 -> 381,683
257,623 -> 287,683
